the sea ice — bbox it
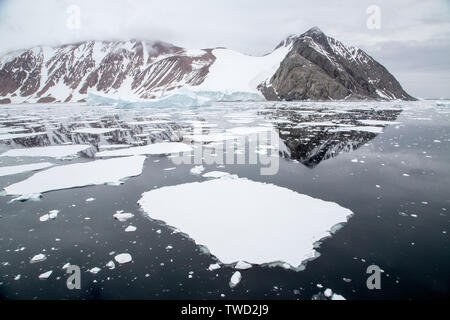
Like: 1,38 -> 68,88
208,263 -> 221,271
95,143 -> 192,157
202,171 -> 231,178
235,261 -> 252,270
229,271 -> 242,288
38,270 -> 53,280
190,165 -> 205,175
30,253 -> 46,263
113,211 -> 134,222
0,162 -> 55,177
4,156 -> 145,196
138,175 -> 353,267
114,253 -> 132,264
0,145 -> 91,158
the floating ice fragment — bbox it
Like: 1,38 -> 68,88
85,197 -> 95,202
38,270 -> 53,280
190,165 -> 205,175
95,142 -> 192,157
106,261 -> 115,270
0,145 -> 91,158
324,288 -> 333,297
114,253 -> 132,264
138,175 -> 353,268
229,271 -> 242,288
202,171 -> 230,178
235,261 -> 252,270
4,156 -> 146,196
0,162 -> 55,177
89,267 -> 101,274
331,293 -> 346,300
124,225 -> 137,232
113,211 -> 134,222
208,263 -> 221,271
30,253 -> 46,263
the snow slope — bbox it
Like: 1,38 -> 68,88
195,45 -> 291,95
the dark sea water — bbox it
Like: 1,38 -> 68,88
0,101 -> 449,300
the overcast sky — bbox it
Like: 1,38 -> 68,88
0,0 -> 449,98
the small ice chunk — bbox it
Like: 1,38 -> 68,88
124,225 -> 137,232
30,253 -> 46,263
331,293 -> 346,300
89,267 -> 101,274
85,197 -> 95,202
208,263 -> 221,271
234,261 -> 252,270
106,261 -> 116,270
202,171 -> 230,178
190,165 -> 205,175
324,288 -> 333,297
39,214 -> 50,222
62,263 -> 71,270
38,270 -> 53,280
48,210 -> 59,219
113,211 -> 134,222
114,253 -> 132,264
14,274 -> 21,280
229,271 -> 242,288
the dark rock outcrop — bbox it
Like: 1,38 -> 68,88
259,27 -> 415,101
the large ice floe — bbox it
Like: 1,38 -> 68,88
4,156 -> 145,196
138,175 -> 353,268
0,145 -> 91,158
0,162 -> 55,177
95,142 -> 192,157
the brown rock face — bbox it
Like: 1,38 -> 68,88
0,40 -> 215,103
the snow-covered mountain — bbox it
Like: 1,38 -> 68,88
0,27 -> 414,104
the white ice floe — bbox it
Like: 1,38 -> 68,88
208,263 -> 221,271
324,288 -> 333,297
138,175 -> 353,268
114,253 -> 132,264
39,210 -> 58,222
124,225 -> 137,232
202,171 -> 231,178
85,197 -> 95,202
4,156 -> 145,196
235,261 -> 252,270
89,267 -> 101,274
95,143 -> 192,157
0,145 -> 91,158
30,253 -> 46,263
10,193 -> 42,203
113,211 -> 134,222
0,162 -> 55,177
229,271 -> 242,288
38,270 -> 53,280
190,165 -> 205,175
331,293 -> 346,300
106,261 -> 115,270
